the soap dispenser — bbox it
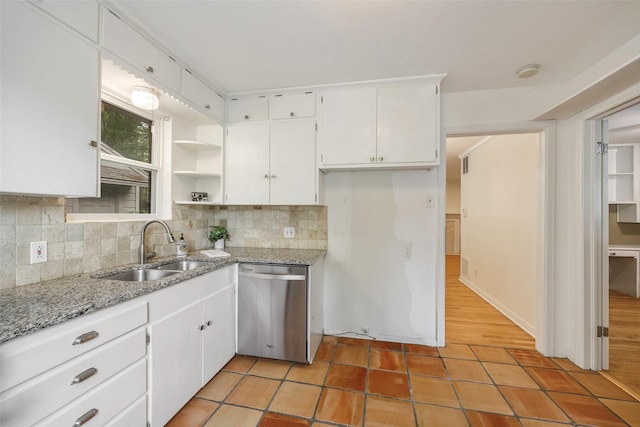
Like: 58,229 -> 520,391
176,233 -> 187,257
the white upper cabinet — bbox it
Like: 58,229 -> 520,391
103,10 -> 181,94
0,0 -> 99,197
27,0 -> 99,42
319,87 -> 377,166
318,81 -> 441,169
227,97 -> 269,123
269,92 -> 315,119
270,120 -> 317,205
182,70 -> 225,122
225,123 -> 271,204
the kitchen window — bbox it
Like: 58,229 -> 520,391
66,97 -> 170,221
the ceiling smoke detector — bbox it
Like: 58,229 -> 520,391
517,64 -> 540,79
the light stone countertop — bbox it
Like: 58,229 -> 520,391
0,247 -> 326,345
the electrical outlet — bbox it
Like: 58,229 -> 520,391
426,194 -> 435,208
284,227 -> 295,238
403,242 -> 412,258
30,241 -> 47,264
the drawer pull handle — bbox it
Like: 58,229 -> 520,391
71,367 -> 98,385
72,331 -> 99,345
73,408 -> 98,426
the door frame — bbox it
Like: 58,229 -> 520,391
441,120 -> 556,355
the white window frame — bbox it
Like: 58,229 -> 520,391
67,91 -> 172,222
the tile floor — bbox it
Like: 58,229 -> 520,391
167,336 -> 640,427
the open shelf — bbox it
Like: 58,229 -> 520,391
174,139 -> 222,150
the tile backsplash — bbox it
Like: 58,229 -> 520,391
0,195 -> 328,289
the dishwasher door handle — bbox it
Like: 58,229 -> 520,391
239,271 -> 306,281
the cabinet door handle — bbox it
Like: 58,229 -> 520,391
264,174 -> 269,179
379,156 -> 384,162
198,324 -> 205,331
72,331 -> 99,345
206,320 -> 212,326
73,408 -> 98,426
369,156 -> 375,162
205,104 -> 211,110
71,367 -> 98,385
244,115 -> 250,120
89,140 -> 98,148
290,112 -> 295,117
146,66 -> 154,73
271,174 -> 277,179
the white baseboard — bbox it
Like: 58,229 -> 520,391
458,276 -> 536,338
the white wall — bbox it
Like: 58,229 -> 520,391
459,134 -> 538,335
323,170 -> 439,345
446,179 -> 461,214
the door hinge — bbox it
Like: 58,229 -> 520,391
436,149 -> 438,158
597,326 -> 609,337
596,141 -> 608,155
436,86 -> 438,95
146,332 -> 151,345
321,95 -> 323,104
315,123 -> 318,131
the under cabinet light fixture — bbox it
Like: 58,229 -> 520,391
131,86 -> 160,110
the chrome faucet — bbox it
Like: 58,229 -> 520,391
139,219 -> 176,264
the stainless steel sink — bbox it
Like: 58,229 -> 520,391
101,269 -> 180,282
155,261 -> 211,271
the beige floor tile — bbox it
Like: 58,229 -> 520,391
438,343 -> 477,360
224,355 -> 258,373
404,343 -> 440,357
453,381 -> 513,415
315,388 -> 364,426
406,354 -> 448,378
367,369 -> 411,400
526,367 -> 589,394
197,371 -> 243,401
548,392 -> 629,427
286,360 -> 329,385
369,349 -> 406,371
364,395 -> 416,426
551,357 -> 589,372
520,420 -> 579,427
508,349 -> 558,368
226,376 -> 281,409
249,359 -> 292,379
269,381 -> 321,419
599,398 -> 640,427
333,344 -> 369,367
415,403 -> 469,427
444,359 -> 491,383
259,412 -> 310,427
325,363 -> 367,392
570,372 -> 635,400
411,375 -> 459,407
166,398 -> 219,427
482,362 -> 539,388
470,346 -> 517,364
371,340 -> 403,351
314,343 -> 335,363
466,411 -> 521,427
338,337 -> 371,347
499,386 -> 569,422
204,404 -> 262,427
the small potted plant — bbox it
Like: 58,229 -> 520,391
209,225 -> 230,249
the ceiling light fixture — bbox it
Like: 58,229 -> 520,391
131,86 -> 160,110
517,64 -> 540,79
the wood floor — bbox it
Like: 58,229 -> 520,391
445,255 -> 535,350
608,289 -> 640,398
447,254 -> 640,399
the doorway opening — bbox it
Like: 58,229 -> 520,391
445,132 -> 542,350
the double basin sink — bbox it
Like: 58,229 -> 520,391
100,260 -> 211,282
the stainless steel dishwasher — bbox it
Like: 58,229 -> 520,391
237,263 -> 310,363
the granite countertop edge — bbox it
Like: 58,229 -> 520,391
0,247 -> 326,345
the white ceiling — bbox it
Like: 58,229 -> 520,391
107,0 -> 640,95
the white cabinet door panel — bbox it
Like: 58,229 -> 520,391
225,124 -> 270,204
227,97 -> 269,123
28,0 -> 99,42
319,87 -> 377,166
270,93 -> 315,119
103,10 -> 180,93
0,0 -> 99,197
270,120 -> 317,205
202,286 -> 236,383
149,301 -> 202,427
377,83 -> 438,163
182,71 -> 225,121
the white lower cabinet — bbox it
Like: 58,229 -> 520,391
148,266 -> 237,426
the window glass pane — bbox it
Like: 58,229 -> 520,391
101,102 -> 152,163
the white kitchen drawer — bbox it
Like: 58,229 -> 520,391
227,96 -> 268,122
33,358 -> 147,427
269,92 -> 315,119
104,395 -> 147,427
0,301 -> 147,392
0,328 -> 146,427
